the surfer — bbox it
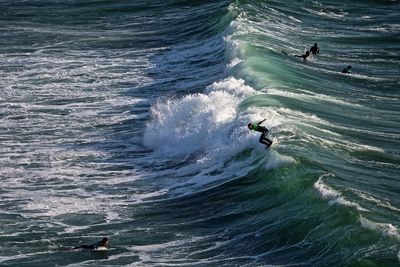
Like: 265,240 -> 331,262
247,119 -> 273,149
74,237 -> 109,250
310,43 -> 320,55
295,50 -> 310,60
341,65 -> 352,74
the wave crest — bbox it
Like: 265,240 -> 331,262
144,77 -> 254,157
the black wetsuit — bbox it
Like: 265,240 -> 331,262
74,240 -> 105,250
310,46 -> 319,55
250,123 -> 273,148
341,67 -> 352,74
295,51 -> 310,60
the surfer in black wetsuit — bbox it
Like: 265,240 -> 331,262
341,65 -> 352,74
74,237 -> 109,250
247,119 -> 273,149
295,50 -> 310,60
310,43 -> 320,55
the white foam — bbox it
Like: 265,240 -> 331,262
24,194 -> 106,217
263,149 -> 294,170
266,88 -> 362,107
223,16 -> 255,69
127,236 -> 204,264
314,174 -> 367,211
304,8 -> 348,20
144,77 -> 255,158
129,189 -> 169,203
275,107 -> 329,125
356,192 -> 400,213
227,57 -> 242,68
360,216 -> 400,241
63,225 -> 91,234
93,246 -> 109,251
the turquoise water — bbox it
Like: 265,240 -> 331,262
1,0 -> 399,266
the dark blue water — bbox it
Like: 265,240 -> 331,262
1,0 -> 399,266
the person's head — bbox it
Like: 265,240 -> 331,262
100,237 -> 109,246
347,65 -> 352,69
314,43 -> 318,47
247,123 -> 252,130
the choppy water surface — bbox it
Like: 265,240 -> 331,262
1,0 -> 399,266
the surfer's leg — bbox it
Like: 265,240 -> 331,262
264,138 -> 273,149
258,131 -> 267,144
259,131 -> 273,148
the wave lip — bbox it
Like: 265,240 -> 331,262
314,174 -> 367,211
360,216 -> 400,242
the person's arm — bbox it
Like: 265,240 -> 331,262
257,119 -> 266,125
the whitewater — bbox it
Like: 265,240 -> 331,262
1,0 -> 399,266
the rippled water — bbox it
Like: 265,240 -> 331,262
1,0 -> 399,266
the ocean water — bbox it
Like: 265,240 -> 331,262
1,0 -> 399,266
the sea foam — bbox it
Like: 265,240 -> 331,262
314,174 -> 367,211
360,216 -> 400,242
143,77 -> 254,158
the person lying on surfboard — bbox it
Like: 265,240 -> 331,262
74,237 -> 109,250
247,119 -> 273,149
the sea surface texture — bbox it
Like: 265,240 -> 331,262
1,0 -> 399,266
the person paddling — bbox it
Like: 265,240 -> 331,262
247,119 -> 273,149
341,65 -> 352,74
295,50 -> 310,60
74,237 -> 109,250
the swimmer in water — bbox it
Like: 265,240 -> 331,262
341,65 -> 352,74
295,50 -> 310,60
310,43 -> 320,55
